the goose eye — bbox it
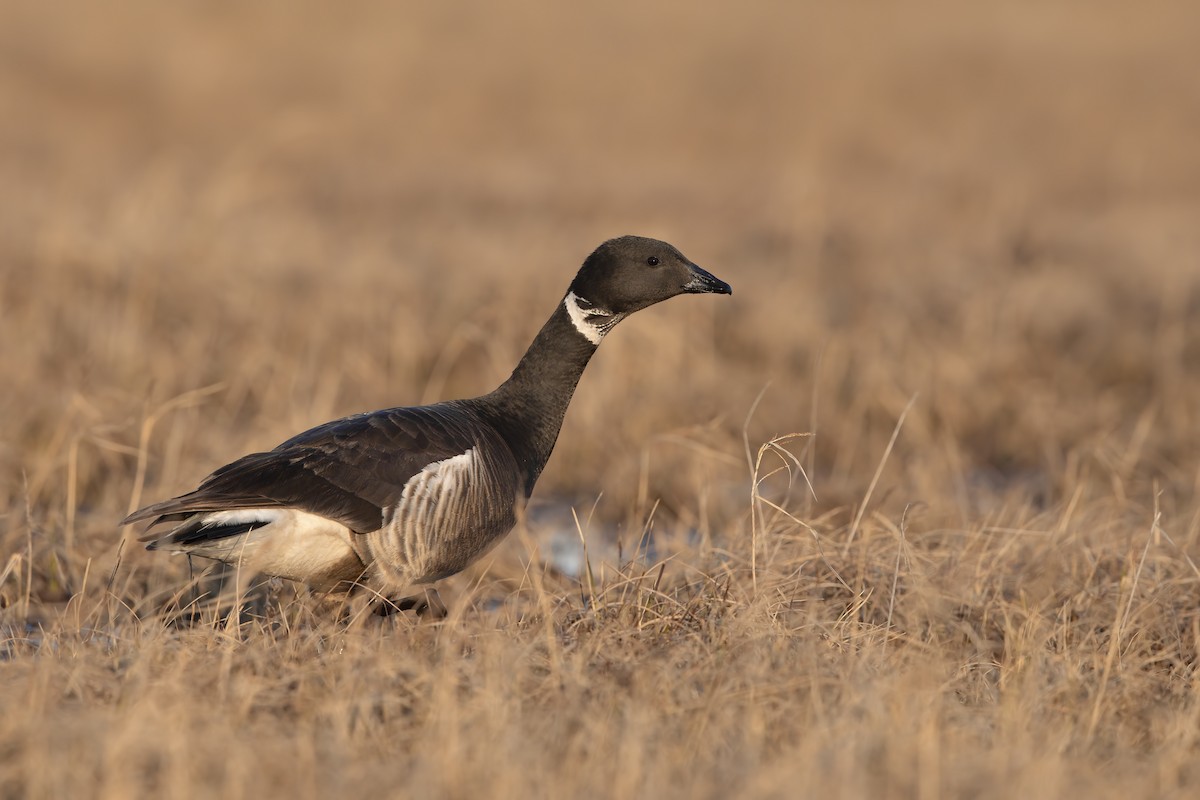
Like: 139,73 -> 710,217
646,256 -> 660,266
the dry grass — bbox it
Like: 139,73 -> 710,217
4,1 -> 1200,797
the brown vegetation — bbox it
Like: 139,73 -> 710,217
3,1 -> 1200,797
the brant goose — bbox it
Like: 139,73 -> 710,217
122,236 -> 731,612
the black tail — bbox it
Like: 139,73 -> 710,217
146,520 -> 264,550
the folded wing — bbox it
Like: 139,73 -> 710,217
123,402 -> 485,535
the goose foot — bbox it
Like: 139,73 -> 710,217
374,588 -> 447,619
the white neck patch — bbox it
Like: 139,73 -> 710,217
563,291 -> 612,345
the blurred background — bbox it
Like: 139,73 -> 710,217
6,6 -> 1200,794
2,0 -> 1199,588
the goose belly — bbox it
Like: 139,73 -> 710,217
361,447 -> 520,587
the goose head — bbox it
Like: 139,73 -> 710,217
567,235 -> 731,317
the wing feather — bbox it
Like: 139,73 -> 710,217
122,402 -> 489,534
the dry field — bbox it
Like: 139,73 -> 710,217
3,1 -> 1200,797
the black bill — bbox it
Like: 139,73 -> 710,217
682,263 -> 732,295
